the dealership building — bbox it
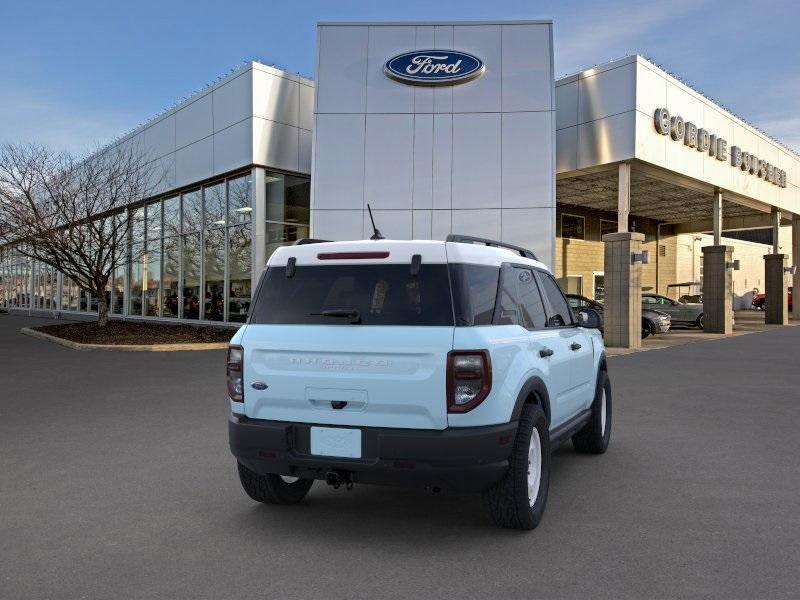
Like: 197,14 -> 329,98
2,20 -> 799,346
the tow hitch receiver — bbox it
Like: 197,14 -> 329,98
325,470 -> 354,490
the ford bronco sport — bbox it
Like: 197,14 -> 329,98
228,235 -> 611,530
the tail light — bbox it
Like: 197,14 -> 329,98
227,345 -> 244,402
447,350 -> 491,413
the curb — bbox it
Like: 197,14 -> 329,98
20,328 -> 229,352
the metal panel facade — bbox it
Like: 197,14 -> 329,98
312,21 -> 556,267
555,55 -> 800,216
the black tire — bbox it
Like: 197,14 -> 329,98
572,370 -> 612,454
483,403 -> 550,530
237,462 -> 314,505
696,314 -> 705,330
641,319 -> 652,339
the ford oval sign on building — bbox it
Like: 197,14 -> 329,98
384,50 -> 485,86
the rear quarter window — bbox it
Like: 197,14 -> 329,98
449,264 -> 500,326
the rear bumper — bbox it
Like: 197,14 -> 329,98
229,414 -> 517,493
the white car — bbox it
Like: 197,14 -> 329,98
227,235 -> 611,530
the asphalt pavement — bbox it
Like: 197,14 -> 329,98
1,313 -> 799,599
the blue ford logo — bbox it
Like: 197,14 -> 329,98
384,50 -> 485,86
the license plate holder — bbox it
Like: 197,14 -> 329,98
310,426 -> 362,459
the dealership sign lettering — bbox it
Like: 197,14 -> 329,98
654,108 -> 787,188
384,50 -> 484,86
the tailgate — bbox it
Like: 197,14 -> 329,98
242,325 -> 453,430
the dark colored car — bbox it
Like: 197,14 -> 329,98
567,294 -> 671,339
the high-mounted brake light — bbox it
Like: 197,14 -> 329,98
447,350 -> 492,413
317,251 -> 390,260
227,345 -> 244,403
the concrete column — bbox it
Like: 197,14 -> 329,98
772,209 -> 781,254
251,167 -> 267,285
764,253 -> 789,325
617,163 -> 631,233
701,246 -> 733,334
602,231 -> 644,348
712,190 -> 723,246
792,216 -> 800,321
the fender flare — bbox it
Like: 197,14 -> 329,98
510,377 -> 552,425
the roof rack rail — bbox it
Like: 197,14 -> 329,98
294,238 -> 332,245
446,234 -> 538,260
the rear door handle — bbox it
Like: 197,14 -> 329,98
570,342 -> 582,351
539,348 -> 554,358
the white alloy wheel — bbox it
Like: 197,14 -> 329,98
600,388 -> 607,434
280,475 -> 300,484
527,429 -> 542,506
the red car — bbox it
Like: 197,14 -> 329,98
752,287 -> 793,311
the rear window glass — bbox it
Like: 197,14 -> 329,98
250,264 -> 454,326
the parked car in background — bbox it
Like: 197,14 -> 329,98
642,293 -> 704,329
752,287 -> 792,311
567,294 -> 670,339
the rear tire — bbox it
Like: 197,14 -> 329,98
572,371 -> 612,454
237,462 -> 314,505
483,403 -> 550,530
641,319 -> 652,339
696,314 -> 705,330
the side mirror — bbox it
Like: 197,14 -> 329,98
578,308 -> 602,330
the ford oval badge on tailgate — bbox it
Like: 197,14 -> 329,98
384,49 -> 485,86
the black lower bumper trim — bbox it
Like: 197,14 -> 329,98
229,415 -> 518,493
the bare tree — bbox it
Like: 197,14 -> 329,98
0,142 -> 163,326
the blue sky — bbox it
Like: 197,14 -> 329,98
1,0 -> 798,154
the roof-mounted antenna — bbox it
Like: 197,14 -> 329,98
367,204 -> 384,240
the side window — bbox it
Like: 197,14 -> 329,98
496,266 -> 547,330
642,296 -> 657,305
537,272 -> 573,328
496,266 -> 522,326
517,268 -> 547,330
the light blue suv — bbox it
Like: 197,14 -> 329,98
228,235 -> 611,530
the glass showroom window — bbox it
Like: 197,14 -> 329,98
129,243 -> 144,316
228,224 -> 251,323
162,235 -> 179,318
204,182 -> 226,228
204,226 -> 225,322
112,258 -> 125,315
162,195 -> 180,318
144,201 -> 162,317
182,232 -> 201,319
163,195 -> 180,237
144,241 -> 161,317
69,279 -> 79,311
182,189 -> 202,320
227,174 -> 252,323
265,172 -> 310,259
61,275 -> 69,311
228,175 -> 252,225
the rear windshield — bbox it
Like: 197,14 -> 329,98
250,264 -> 455,326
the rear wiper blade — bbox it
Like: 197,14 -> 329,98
311,309 -> 362,324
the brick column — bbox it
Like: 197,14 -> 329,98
602,232 -> 644,348
701,245 -> 733,334
764,253 -> 789,325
